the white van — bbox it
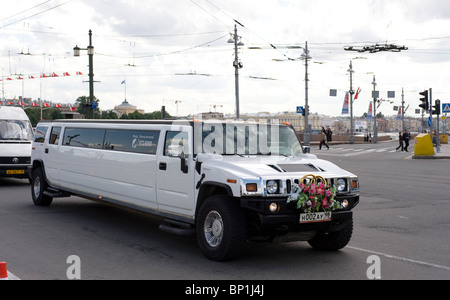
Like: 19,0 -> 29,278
30,119 -> 359,261
0,106 -> 33,179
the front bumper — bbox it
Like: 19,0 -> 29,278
0,165 -> 30,179
241,194 -> 358,237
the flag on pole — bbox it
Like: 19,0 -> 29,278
354,87 -> 361,100
377,98 -> 383,109
396,105 -> 402,120
121,80 -> 126,85
367,101 -> 373,119
341,92 -> 349,114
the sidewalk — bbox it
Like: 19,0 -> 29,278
307,140 -> 450,159
412,143 -> 450,159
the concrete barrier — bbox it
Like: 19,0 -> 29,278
414,133 -> 435,156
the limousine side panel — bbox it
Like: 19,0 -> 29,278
57,142 -> 159,210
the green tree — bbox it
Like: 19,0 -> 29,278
101,110 -> 119,119
119,110 -> 171,120
75,96 -> 100,119
25,108 -> 63,127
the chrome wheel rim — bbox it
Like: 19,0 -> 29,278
203,210 -> 224,248
33,177 -> 41,199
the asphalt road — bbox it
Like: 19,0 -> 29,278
1,140 -> 449,280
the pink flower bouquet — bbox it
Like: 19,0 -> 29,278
288,180 -> 341,213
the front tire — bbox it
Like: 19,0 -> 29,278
196,195 -> 247,261
31,167 -> 53,207
308,219 -> 353,251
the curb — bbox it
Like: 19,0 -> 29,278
412,155 -> 450,159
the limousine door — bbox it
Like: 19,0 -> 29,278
44,126 -> 62,185
156,130 -> 195,216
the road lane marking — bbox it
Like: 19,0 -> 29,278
7,271 -> 20,280
348,246 -> 450,271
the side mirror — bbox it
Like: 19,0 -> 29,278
167,145 -> 188,174
167,145 -> 185,158
303,146 -> 310,154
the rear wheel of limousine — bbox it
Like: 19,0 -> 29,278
31,167 -> 53,207
307,219 -> 353,251
196,194 -> 247,261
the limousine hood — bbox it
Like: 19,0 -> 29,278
197,154 -> 355,180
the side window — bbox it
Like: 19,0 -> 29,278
33,126 -> 48,143
164,131 -> 189,156
62,128 -> 105,149
49,127 -> 62,145
104,130 -> 160,154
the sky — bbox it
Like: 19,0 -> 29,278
1,0 -> 450,118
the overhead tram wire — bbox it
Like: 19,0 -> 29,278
0,0 -> 52,22
0,0 -> 74,29
190,0 -> 232,30
96,34 -> 229,59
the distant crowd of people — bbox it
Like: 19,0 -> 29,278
317,127 -> 413,152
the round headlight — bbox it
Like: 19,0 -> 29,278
266,180 -> 279,194
342,199 -> 349,209
336,178 -> 346,192
269,202 -> 279,213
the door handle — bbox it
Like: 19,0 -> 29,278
159,162 -> 167,171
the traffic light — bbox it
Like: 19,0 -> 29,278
419,90 -> 429,111
432,99 -> 441,115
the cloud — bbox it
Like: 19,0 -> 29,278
1,0 -> 450,118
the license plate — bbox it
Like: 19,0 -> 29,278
299,211 -> 332,223
6,170 -> 25,175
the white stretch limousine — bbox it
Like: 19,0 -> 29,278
30,119 -> 359,261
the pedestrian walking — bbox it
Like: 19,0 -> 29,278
396,132 -> 404,151
326,127 -> 333,142
319,127 -> 329,150
403,129 -> 411,152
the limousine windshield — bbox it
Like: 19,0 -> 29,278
197,123 -> 303,157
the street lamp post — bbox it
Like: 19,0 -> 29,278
74,29 -> 95,119
371,75 -> 378,144
301,41 -> 311,146
228,24 -> 244,120
348,61 -> 355,144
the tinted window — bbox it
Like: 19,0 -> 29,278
63,128 -> 105,149
33,126 -> 48,143
49,127 -> 62,145
104,130 -> 159,154
164,131 -> 189,156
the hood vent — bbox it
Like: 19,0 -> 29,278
269,163 -> 323,173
